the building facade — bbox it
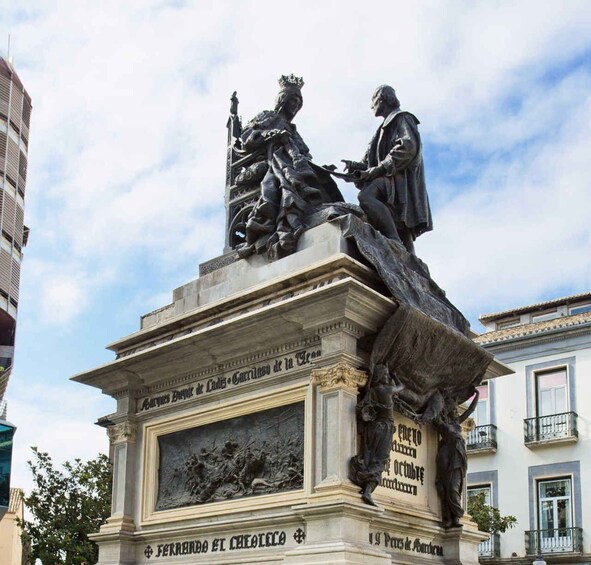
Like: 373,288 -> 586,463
0,488 -> 26,565
0,55 -> 30,408
0,59 -> 30,559
468,292 -> 591,564
0,55 -> 30,565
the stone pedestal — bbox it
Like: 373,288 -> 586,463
74,221 -> 487,564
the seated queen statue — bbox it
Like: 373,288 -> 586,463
236,75 -> 343,260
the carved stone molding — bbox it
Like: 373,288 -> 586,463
316,321 -> 365,339
100,514 -> 136,534
311,362 -> 367,392
107,421 -> 137,444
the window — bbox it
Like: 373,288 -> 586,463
525,358 -> 577,445
473,384 -> 489,426
497,318 -> 520,330
0,422 -> 15,507
467,384 -> 497,450
536,369 -> 568,417
569,303 -> 591,315
532,310 -> 559,323
538,478 -> 574,551
528,368 -> 573,441
468,484 -> 492,506
527,462 -> 582,555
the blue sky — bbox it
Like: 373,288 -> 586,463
1,0 -> 590,492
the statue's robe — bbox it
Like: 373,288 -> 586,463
361,109 -> 432,238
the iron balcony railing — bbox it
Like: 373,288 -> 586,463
467,424 -> 497,451
478,533 -> 500,558
523,412 -> 578,444
525,527 -> 583,554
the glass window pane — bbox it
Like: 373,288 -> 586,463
532,310 -> 559,323
475,401 -> 487,426
476,384 -> 488,400
537,369 -> 568,416
540,479 -> 568,498
540,389 -> 553,416
468,485 -> 491,505
538,478 -> 573,537
540,500 -> 554,531
0,423 -> 16,507
538,370 -> 567,389
569,303 -> 591,315
555,387 -> 567,413
557,499 -> 571,529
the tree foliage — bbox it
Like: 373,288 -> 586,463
467,492 -> 517,534
18,447 -> 112,565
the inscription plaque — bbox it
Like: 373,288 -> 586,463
373,413 -> 433,507
141,526 -> 305,560
156,402 -> 304,510
369,530 -> 444,558
139,347 -> 320,413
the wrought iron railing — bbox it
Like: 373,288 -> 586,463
523,412 -> 578,444
467,424 -> 497,451
478,533 -> 500,558
525,527 -> 583,554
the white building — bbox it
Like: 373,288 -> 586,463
468,292 -> 591,564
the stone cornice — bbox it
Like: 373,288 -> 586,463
316,321 -> 366,339
148,336 -> 320,393
72,277 -> 391,395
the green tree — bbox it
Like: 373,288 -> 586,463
18,447 -> 112,565
467,491 -> 517,534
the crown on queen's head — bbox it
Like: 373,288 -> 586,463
278,74 -> 304,90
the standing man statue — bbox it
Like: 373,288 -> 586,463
342,85 -> 432,254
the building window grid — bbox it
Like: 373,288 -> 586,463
535,367 -> 568,417
531,310 -> 560,323
467,382 -> 497,451
526,475 -> 583,554
496,318 -> 520,330
467,483 -> 492,505
467,483 -> 500,557
524,364 -> 578,444
568,303 -> 591,315
0,71 -> 26,313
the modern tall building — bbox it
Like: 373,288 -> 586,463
468,292 -> 591,564
0,56 -> 30,402
0,55 -> 31,516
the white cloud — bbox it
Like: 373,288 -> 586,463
5,379 -> 111,494
39,274 -> 88,324
6,2 -> 589,329
421,80 -> 591,319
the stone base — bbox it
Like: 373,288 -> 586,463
74,221 -> 492,565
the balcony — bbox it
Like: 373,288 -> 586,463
467,424 -> 497,453
525,527 -> 583,554
524,412 -> 578,446
478,533 -> 500,558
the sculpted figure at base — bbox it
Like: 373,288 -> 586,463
349,364 -> 402,506
435,389 -> 479,528
236,75 -> 342,260
342,85 -> 432,254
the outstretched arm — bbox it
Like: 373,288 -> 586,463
458,388 -> 480,424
